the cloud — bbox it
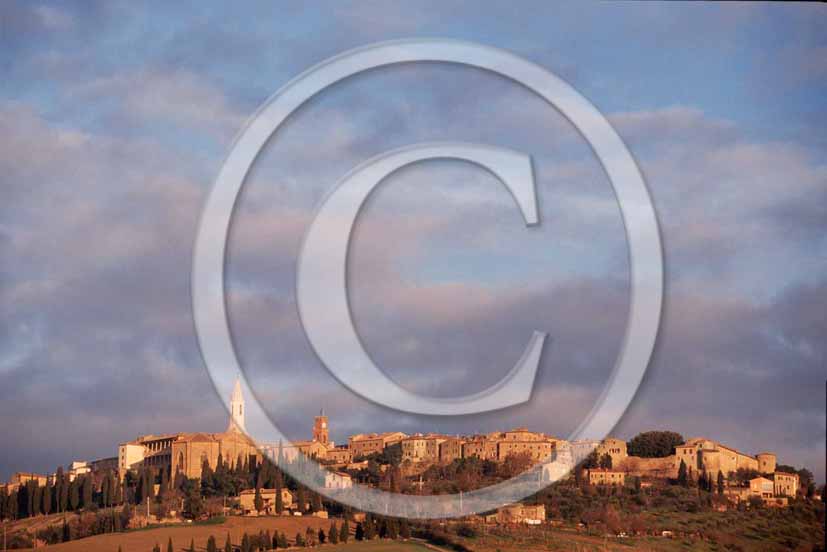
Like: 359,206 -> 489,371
1,4 -> 825,485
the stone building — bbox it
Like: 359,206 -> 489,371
674,438 -> 761,479
587,469 -> 626,486
438,438 -> 464,463
462,438 -> 499,462
326,446 -> 353,464
324,471 -> 353,489
773,471 -> 799,497
401,435 -> 433,463
238,488 -> 293,515
596,438 -> 628,465
117,377 -> 261,480
757,452 -> 777,474
491,503 -> 546,524
347,432 -> 407,458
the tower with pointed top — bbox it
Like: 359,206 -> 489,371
313,408 -> 329,445
227,377 -> 246,433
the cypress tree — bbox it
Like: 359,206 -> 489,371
55,467 -> 65,512
717,471 -> 725,494
329,522 -> 338,544
364,516 -> 376,539
399,519 -> 411,539
677,459 -> 688,487
81,475 -> 93,509
103,472 -> 112,507
32,484 -> 42,516
241,533 -> 250,552
272,531 -> 280,549
60,474 -> 69,512
189,538 -> 196,552
296,486 -> 305,513
275,473 -> 284,514
207,535 -> 217,552
254,486 -> 263,513
224,532 -> 232,552
167,537 -> 174,552
355,522 -> 364,541
42,483 -> 52,516
69,479 -> 80,511
295,532 -> 303,547
278,532 -> 288,548
160,466 -> 169,499
340,519 -> 350,542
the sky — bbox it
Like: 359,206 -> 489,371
1,2 -> 826,483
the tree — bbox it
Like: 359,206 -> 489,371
32,484 -> 42,516
278,532 -> 288,548
82,476 -> 93,510
167,537 -> 174,552
598,453 -> 612,470
207,535 -> 217,552
225,532 -> 232,552
399,519 -> 411,539
355,522 -> 364,541
189,538 -> 196,552
329,522 -> 338,544
184,482 -> 205,519
806,483 -> 815,499
121,500 -> 132,529
627,431 -> 685,458
581,451 -> 599,469
275,473 -> 284,514
698,471 -> 708,492
69,479 -> 80,511
42,482 -> 52,516
296,486 -> 305,513
677,459 -> 688,487
254,486 -> 263,513
318,527 -> 326,544
340,519 -> 350,542
717,471 -> 724,495
294,532 -> 304,547
364,515 -> 376,540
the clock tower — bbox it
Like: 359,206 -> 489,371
313,409 -> 329,445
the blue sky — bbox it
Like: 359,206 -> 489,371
1,1 -> 825,482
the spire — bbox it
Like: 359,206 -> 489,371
227,376 -> 245,433
231,376 -> 243,403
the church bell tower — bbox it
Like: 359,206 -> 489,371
227,376 -> 246,433
313,409 -> 329,445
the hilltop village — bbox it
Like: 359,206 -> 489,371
2,378 -> 816,516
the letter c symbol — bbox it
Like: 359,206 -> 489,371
297,142 -> 547,415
